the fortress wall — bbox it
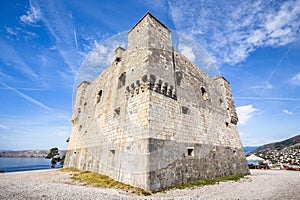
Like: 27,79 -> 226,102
66,65 -> 154,189
147,91 -> 249,191
148,139 -> 249,191
144,52 -> 248,191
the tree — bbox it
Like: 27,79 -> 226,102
60,154 -> 66,166
45,147 -> 61,168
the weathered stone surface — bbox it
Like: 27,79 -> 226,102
64,12 -> 249,192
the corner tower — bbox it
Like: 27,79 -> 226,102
125,13 -> 176,100
128,12 -> 172,51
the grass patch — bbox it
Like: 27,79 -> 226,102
61,168 -> 245,195
160,175 -> 245,192
60,167 -> 81,173
61,168 -> 151,196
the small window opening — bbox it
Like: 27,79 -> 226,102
187,147 -> 194,157
110,149 -> 115,154
181,106 -> 189,114
114,107 -> 120,117
115,57 -> 121,62
225,122 -> 229,127
97,90 -> 102,103
219,98 -> 223,105
233,150 -> 236,155
176,71 -> 183,86
118,72 -> 126,89
201,87 -> 209,100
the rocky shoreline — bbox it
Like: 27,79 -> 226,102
0,169 -> 299,199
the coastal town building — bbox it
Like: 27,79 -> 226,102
64,12 -> 249,192
255,148 -> 300,167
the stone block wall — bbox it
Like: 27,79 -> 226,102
147,91 -> 248,191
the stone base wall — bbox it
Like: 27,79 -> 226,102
148,139 -> 249,191
64,142 -> 150,190
65,139 -> 249,192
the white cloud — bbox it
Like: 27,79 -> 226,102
283,109 -> 293,115
0,39 -> 38,79
251,82 -> 273,90
178,45 -> 195,62
289,73 -> 300,86
5,27 -> 17,36
0,71 -> 13,80
0,82 -> 52,111
5,26 -> 39,41
236,105 -> 258,126
168,0 -> 300,65
0,125 -> 8,129
26,0 -> 82,74
20,1 -> 41,24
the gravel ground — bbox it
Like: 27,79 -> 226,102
0,169 -> 299,200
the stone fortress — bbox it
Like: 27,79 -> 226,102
64,12 -> 249,192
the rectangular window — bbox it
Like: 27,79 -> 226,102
110,149 -> 115,154
181,106 -> 189,114
118,72 -> 126,89
114,107 -> 121,117
187,147 -> 194,157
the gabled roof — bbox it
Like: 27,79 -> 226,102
128,12 -> 170,33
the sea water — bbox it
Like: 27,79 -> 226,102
0,157 -> 52,172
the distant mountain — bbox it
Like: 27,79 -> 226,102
251,135 -> 300,166
243,146 -> 259,155
252,135 -> 300,154
0,150 -> 67,158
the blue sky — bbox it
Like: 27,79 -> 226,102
0,0 -> 299,150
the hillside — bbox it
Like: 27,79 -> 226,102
0,150 -> 67,158
252,135 -> 300,165
253,135 -> 300,153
